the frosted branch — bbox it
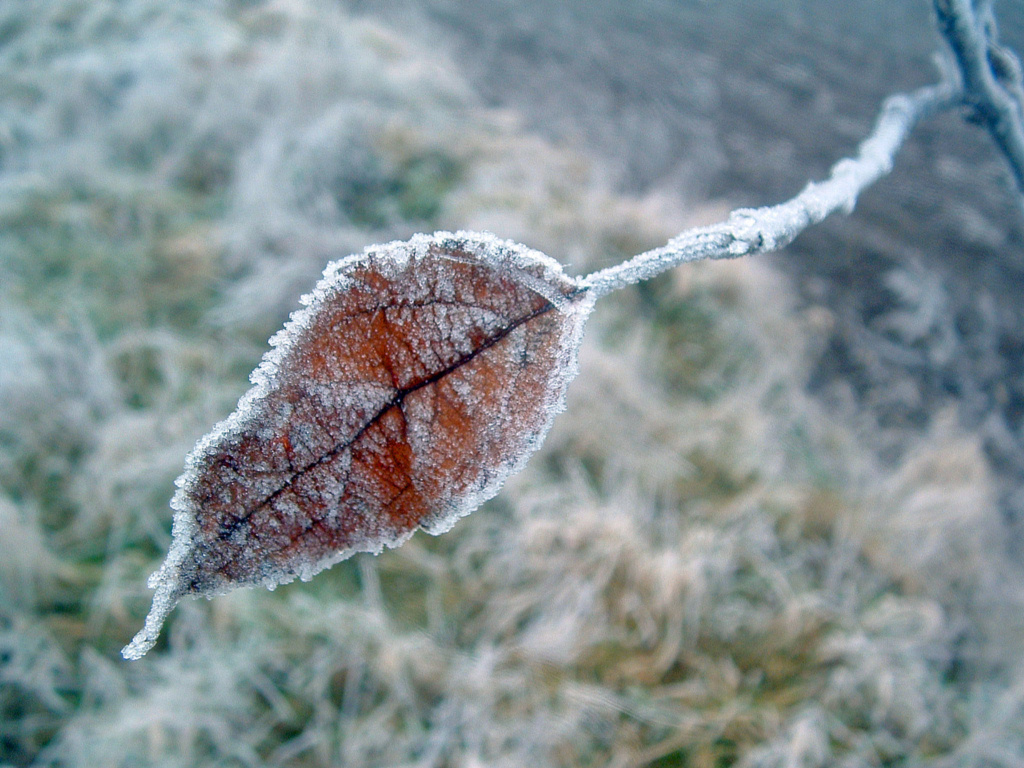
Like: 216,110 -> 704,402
580,83 -> 958,298
934,0 -> 1024,195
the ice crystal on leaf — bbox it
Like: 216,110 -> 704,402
123,231 -> 594,659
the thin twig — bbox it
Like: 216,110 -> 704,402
934,0 -> 1024,195
580,82 -> 958,298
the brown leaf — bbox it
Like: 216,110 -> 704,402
123,231 -> 594,659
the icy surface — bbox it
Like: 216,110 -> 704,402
123,231 -> 594,659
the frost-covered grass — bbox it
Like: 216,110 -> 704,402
2,1 -> 1024,766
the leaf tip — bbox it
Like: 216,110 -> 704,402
121,578 -> 185,660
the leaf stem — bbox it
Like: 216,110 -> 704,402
580,82 -> 957,299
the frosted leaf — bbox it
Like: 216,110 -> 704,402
122,231 -> 594,659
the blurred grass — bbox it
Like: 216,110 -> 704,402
1,1 -> 1023,767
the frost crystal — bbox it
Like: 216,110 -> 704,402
123,231 -> 594,659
